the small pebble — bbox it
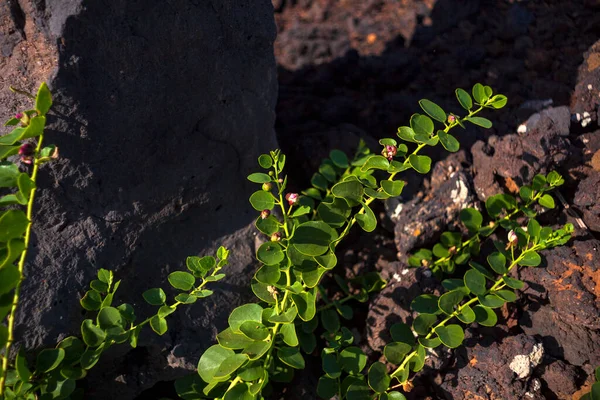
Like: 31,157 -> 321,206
517,124 -> 527,133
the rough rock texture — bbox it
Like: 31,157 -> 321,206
471,106 -> 572,202
386,152 -> 477,263
1,1 -> 277,398
519,239 -> 600,368
440,334 -> 545,400
573,172 -> 600,232
570,39 -> 600,128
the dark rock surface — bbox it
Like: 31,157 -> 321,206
574,173 -> 600,232
1,0 -> 278,398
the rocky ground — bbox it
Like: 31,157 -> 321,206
273,0 -> 600,399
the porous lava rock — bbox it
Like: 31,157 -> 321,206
519,239 -> 600,369
571,39 -> 600,128
573,172 -> 600,232
0,1 -> 277,398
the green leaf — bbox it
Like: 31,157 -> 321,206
0,145 -> 19,160
478,294 -> 506,308
215,353 -> 249,379
591,382 -> 600,400
291,290 -> 316,321
320,308 -> 340,333
439,290 -> 465,315
60,365 -> 86,380
239,321 -> 269,341
217,328 -> 255,349
255,264 -> 281,285
0,162 -> 20,188
519,251 -> 541,266
466,116 -> 492,128
330,149 -> 349,168
291,221 -> 339,257
390,322 -> 415,345
538,194 -> 555,209
168,271 -> 196,291
97,307 -> 123,329
384,342 -> 412,364
532,174 -> 547,191
473,305 -> 497,326
0,325 -> 7,349
356,203 -> 377,232
331,180 -> 364,202
80,290 -> 102,311
435,325 -> 464,348
487,252 -> 507,274
408,345 -> 426,372
0,265 -> 20,295
311,173 -> 329,191
460,208 -> 483,232
438,130 -> 460,152
315,251 -> 337,270
280,323 -> 298,347
90,279 -> 108,292
247,172 -> 271,184
495,289 -> 517,302
229,303 -> 263,332
519,185 -> 534,201
198,344 -> 234,382
317,376 -> 338,399
408,155 -> 431,174
381,180 -> 405,197
249,191 -> 275,211
419,99 -> 446,123
464,269 -> 487,296
382,392 -> 407,400
317,200 -> 349,228
397,126 -> 417,143
411,114 -> 434,136
158,305 -> 176,318
368,362 -> 390,393
488,94 -> 507,109
502,276 -> 524,290
339,346 -> 367,374
0,210 -> 29,242
35,82 -> 52,116
16,349 -> 31,382
256,241 -> 285,266
456,304 -> 476,324
411,294 -> 439,314
277,347 -> 305,369
21,116 -> 45,140
142,288 -> 166,305
347,382 -> 371,400
35,348 -> 65,373
413,313 -> 438,336
456,88 -> 473,111
258,154 -> 273,169
472,83 -> 486,103
251,279 -> 276,304
17,173 -> 35,200
419,336 -> 442,348
255,215 -> 280,235
97,269 -> 112,284
150,316 -> 168,335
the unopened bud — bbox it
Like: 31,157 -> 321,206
270,232 -> 281,242
285,193 -> 299,205
447,115 -> 456,124
19,142 -> 35,164
381,145 -> 398,162
267,285 -> 278,298
421,259 -> 430,268
505,229 -> 519,250
448,246 -> 457,256
18,112 -> 30,127
15,113 -> 23,120
278,178 -> 284,184
262,182 -> 272,191
260,210 -> 270,219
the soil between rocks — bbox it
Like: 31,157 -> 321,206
271,1 -> 600,399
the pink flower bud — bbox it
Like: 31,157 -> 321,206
260,210 -> 270,219
448,115 -> 456,123
285,193 -> 299,205
381,145 -> 397,161
508,230 -> 518,244
19,143 -> 35,164
270,232 -> 281,242
262,182 -> 272,191
15,113 -> 23,120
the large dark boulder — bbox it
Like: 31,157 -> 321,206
0,0 -> 277,398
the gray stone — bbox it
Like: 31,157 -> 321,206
0,0 -> 277,398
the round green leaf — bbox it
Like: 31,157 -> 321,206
81,320 -> 106,347
258,154 -> 273,169
36,348 -> 65,373
80,345 -> 103,370
249,191 -> 275,211
519,251 -> 541,267
411,294 -> 440,314
239,321 -> 269,341
390,322 -> 415,345
488,94 -> 507,109
0,210 -> 28,242
331,180 -> 364,202
368,362 -> 390,393
435,324 -> 464,348
198,344 -> 235,382
487,252 -> 507,274
58,337 -> 85,363
413,313 -> 438,335
408,154 -> 431,174
456,88 -> 472,110
478,294 -> 506,308
419,336 -> 442,348
495,289 -> 517,302
277,347 -> 305,369
473,305 -> 497,326
256,241 -> 284,266
438,130 -> 460,152
502,276 -> 524,290
397,126 -> 417,143
217,328 -> 255,349
330,149 -> 349,168
347,382 -> 371,400
16,349 -> 31,382
60,365 -> 87,380
280,323 -> 298,347
247,173 -> 271,183
317,375 -> 338,399
150,316 -> 168,335
229,303 -> 263,332
382,392 -> 407,400
291,291 -> 316,321
472,83 -> 486,103
215,354 -> 249,379
255,264 -> 281,285
339,346 -> 367,374
381,180 -> 405,197
384,342 -> 412,364
255,215 -> 280,235
291,221 -> 339,257
419,99 -> 446,123
142,288 -> 166,305
439,290 -> 465,315
410,114 -> 434,136
97,307 -> 123,330
460,208 -> 483,232
464,269 -> 487,296
360,155 -> 390,172
175,293 -> 197,304
168,271 -> 196,291
356,203 -> 377,232
467,116 -> 492,128
519,185 -> 533,201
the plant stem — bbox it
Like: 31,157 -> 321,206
0,135 -> 45,394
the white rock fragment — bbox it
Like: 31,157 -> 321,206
393,273 -> 402,282
392,203 -> 403,220
509,343 -> 545,379
588,84 -> 593,90
401,269 -> 410,275
517,124 -> 527,134
451,178 -> 469,205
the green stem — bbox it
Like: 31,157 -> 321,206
0,134 -> 45,394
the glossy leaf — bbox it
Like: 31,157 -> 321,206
502,276 -> 524,290
464,269 -> 487,295
466,116 -> 492,128
438,130 -> 460,152
472,83 -> 486,103
249,191 -> 275,211
460,208 -> 483,232
150,316 -> 168,335
331,180 -> 364,202
35,348 -> 65,373
277,347 -> 305,369
435,325 -> 464,348
142,288 -> 166,305
411,294 -> 439,314
488,94 -> 507,109
456,88 -> 472,110
229,303 -> 263,332
473,305 -> 497,326
35,82 -> 52,115
368,362 -> 391,393
408,154 -> 431,174
198,344 -> 234,382
256,241 -> 284,265
168,271 -> 196,291
258,154 -> 272,169
519,251 -> 541,266
487,252 -> 507,274
419,99 -> 446,122
478,294 -> 506,308
291,290 -> 316,321
439,290 -> 465,315
538,194 -> 555,209
410,114 -> 434,136
390,322 -> 415,345
339,346 -> 367,374
0,210 -> 28,242
381,180 -> 405,197
291,221 -> 338,256
356,203 -> 377,232
413,313 -> 438,336
384,342 -> 412,364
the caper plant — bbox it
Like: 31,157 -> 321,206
0,83 -> 56,396
581,366 -> 600,400
177,84 -> 508,399
0,247 -> 229,399
315,173 -> 573,400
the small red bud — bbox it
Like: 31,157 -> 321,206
260,210 -> 270,219
448,115 -> 456,123
382,145 -> 397,161
19,143 -> 35,164
15,113 -> 23,119
285,193 -> 299,205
